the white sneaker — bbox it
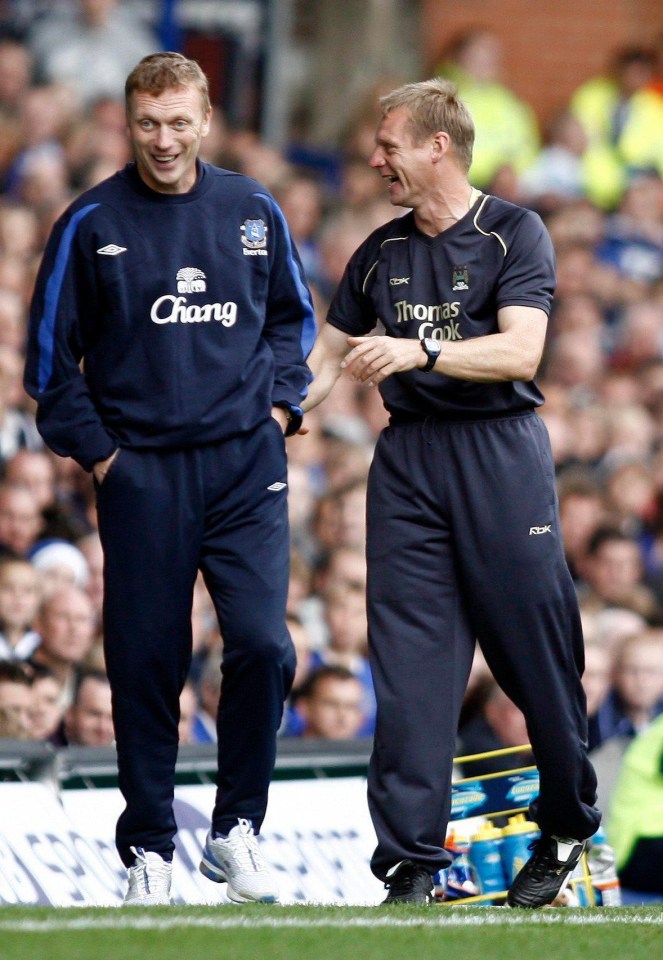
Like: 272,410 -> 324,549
199,818 -> 279,903
123,847 -> 172,906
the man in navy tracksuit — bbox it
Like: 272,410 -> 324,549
24,53 -> 316,905
304,78 -> 601,907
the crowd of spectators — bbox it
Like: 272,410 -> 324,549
0,5 -> 661,882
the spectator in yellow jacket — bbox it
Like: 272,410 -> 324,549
435,28 -> 540,190
570,46 -> 663,209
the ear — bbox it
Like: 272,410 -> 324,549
201,107 -> 212,138
431,130 -> 450,162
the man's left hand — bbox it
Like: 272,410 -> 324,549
271,406 -> 289,434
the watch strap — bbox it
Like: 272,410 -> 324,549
420,338 -> 441,372
273,401 -> 304,437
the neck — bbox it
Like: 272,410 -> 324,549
415,184 -> 480,236
627,706 -> 653,730
3,624 -> 25,646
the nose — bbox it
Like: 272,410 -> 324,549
154,124 -> 173,150
368,148 -> 385,169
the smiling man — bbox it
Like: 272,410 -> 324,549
128,78 -> 210,195
24,52 -> 316,906
302,77 -> 601,908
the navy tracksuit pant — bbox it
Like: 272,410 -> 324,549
95,418 -> 295,867
365,411 -> 601,881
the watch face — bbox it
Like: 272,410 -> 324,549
424,338 -> 440,356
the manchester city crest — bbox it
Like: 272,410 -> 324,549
452,265 -> 470,291
241,219 -> 268,250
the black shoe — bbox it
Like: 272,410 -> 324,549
382,860 -> 434,905
507,835 -> 586,908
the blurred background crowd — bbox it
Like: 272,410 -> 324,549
0,0 -> 661,893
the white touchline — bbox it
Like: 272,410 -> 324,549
0,912 -> 661,933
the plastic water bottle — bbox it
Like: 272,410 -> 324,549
500,814 -> 540,885
433,868 -> 448,902
469,823 -> 505,901
443,831 -> 479,901
584,826 -> 622,906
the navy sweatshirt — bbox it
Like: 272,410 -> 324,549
24,162 -> 316,471
328,194 -> 555,420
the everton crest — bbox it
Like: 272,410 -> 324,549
241,219 -> 268,255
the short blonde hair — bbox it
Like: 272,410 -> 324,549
125,52 -> 211,115
379,77 -> 475,172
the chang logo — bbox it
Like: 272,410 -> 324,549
150,268 -> 238,326
151,296 -> 237,326
176,267 -> 207,293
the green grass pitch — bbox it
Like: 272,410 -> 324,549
0,904 -> 660,960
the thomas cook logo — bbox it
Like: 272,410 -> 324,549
176,267 -> 207,293
452,265 -> 469,291
241,219 -> 268,256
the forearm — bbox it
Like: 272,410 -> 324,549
302,359 -> 343,412
430,328 -> 541,383
301,323 -> 350,412
34,385 -> 118,472
342,306 -> 548,387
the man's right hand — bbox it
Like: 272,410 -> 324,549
93,450 -> 119,485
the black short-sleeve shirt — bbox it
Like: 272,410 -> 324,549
327,194 -> 555,419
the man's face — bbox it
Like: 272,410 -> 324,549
0,488 -> 41,555
304,677 -> 364,739
325,588 -> 367,653
0,562 -> 41,629
37,590 -> 95,665
590,540 -> 642,602
616,643 -> 663,711
66,678 -> 114,747
368,106 -> 435,209
0,681 -> 33,738
127,85 -> 211,194
5,452 -> 56,510
81,0 -> 117,28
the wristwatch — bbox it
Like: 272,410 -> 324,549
420,337 -> 441,372
273,401 -> 304,437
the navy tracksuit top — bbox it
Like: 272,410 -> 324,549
24,161 -> 316,470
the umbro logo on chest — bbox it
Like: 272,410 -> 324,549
97,244 -> 127,256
